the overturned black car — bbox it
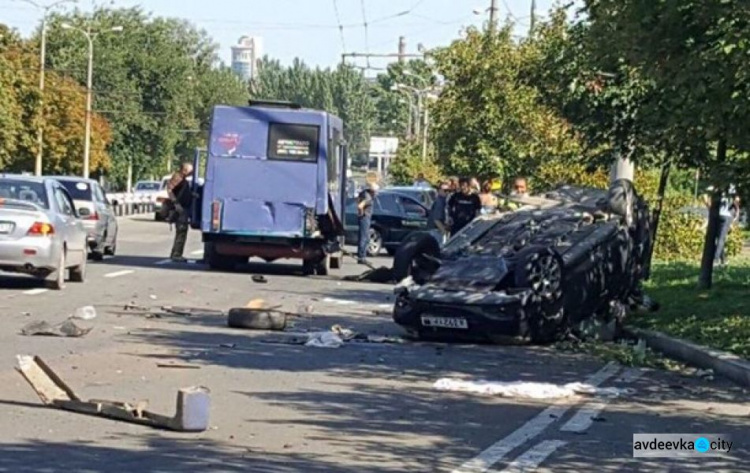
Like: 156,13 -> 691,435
392,180 -> 654,344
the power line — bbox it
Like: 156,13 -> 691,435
331,0 -> 347,53
360,0 -> 371,68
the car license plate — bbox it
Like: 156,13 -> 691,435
0,222 -> 14,234
421,316 -> 468,329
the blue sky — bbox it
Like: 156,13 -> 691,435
2,0 -> 556,73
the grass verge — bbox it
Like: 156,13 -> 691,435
628,256 -> 750,359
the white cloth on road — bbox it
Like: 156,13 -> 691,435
433,378 -> 631,399
305,332 -> 344,348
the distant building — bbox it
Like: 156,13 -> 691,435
231,36 -> 263,81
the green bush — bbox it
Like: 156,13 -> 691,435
387,140 -> 443,186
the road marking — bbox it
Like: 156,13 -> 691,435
560,367 -> 643,434
451,362 -> 621,473
497,440 -> 568,473
24,288 -> 48,295
155,259 -> 171,265
191,249 -> 204,256
104,270 -> 134,278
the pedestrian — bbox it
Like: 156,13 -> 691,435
715,193 -> 740,267
429,182 -> 450,243
510,177 -> 529,197
470,177 -> 481,194
413,173 -> 431,189
447,177 -> 482,236
166,162 -> 194,263
479,180 -> 498,214
448,176 -> 459,193
356,182 -> 378,264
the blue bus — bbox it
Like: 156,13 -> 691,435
191,100 -> 348,275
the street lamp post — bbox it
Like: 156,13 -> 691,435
16,0 -> 77,176
61,23 -> 123,179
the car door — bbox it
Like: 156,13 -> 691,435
52,185 -> 86,264
391,195 -> 429,242
373,193 -> 404,245
343,198 -> 360,244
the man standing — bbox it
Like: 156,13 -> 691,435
166,162 -> 194,263
715,192 -> 740,267
357,182 -> 378,264
447,177 -> 481,236
429,182 -> 450,243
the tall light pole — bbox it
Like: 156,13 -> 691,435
17,0 -> 77,176
61,22 -> 123,179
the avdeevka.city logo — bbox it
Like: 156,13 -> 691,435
695,437 -> 710,453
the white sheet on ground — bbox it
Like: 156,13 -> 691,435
305,332 -> 344,348
433,378 -> 631,399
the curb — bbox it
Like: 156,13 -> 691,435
625,328 -> 750,387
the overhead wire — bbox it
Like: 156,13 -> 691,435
331,0 -> 347,53
360,0 -> 370,68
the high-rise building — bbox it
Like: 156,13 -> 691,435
231,36 -> 263,81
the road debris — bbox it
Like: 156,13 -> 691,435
227,305 -> 287,331
342,266 -> 395,283
71,306 -> 97,321
433,378 -> 633,399
157,362 -> 202,370
251,275 -> 268,283
21,319 -> 92,338
16,355 -> 210,432
305,332 -> 344,348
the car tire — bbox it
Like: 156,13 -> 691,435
514,246 -> 566,344
227,308 -> 287,330
392,232 -> 441,284
302,258 -> 315,276
104,232 -> 117,256
205,242 -> 236,271
90,249 -> 104,261
386,247 -> 397,256
46,250 -> 66,290
315,255 -> 331,276
367,228 -> 383,256
70,248 -> 87,283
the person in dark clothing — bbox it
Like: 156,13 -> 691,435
715,194 -> 740,267
447,177 -> 481,236
429,182 -> 450,243
357,182 -> 378,264
166,163 -> 194,262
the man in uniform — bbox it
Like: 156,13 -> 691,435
356,182 -> 378,264
166,162 -> 194,262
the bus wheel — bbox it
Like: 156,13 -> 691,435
302,258 -> 315,276
315,255 -> 331,276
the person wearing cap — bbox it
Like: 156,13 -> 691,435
356,182 -> 378,264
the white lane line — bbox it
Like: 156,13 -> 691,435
104,270 -> 134,278
155,259 -> 171,265
498,440 -> 568,473
191,249 -> 204,256
451,362 -> 621,473
24,288 -> 48,295
560,367 -> 643,434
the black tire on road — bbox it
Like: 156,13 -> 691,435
315,255 -> 331,276
514,246 -> 566,344
227,308 -> 287,330
392,233 -> 441,284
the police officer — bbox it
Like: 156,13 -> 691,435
166,162 -> 194,262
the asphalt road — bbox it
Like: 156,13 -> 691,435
0,215 -> 747,472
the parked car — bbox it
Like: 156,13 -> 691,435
0,175 -> 88,289
49,176 -> 118,260
133,180 -> 161,199
392,180 -> 653,344
344,191 -> 431,256
384,186 -> 437,209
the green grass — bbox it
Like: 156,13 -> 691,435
628,256 -> 750,359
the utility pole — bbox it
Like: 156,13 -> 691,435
489,0 -> 498,33
18,0 -> 77,176
398,36 -> 406,64
530,0 -> 536,33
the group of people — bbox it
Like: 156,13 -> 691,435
427,176 -> 529,242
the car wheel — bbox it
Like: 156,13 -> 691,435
90,250 -> 104,261
367,228 -> 383,256
205,242 -> 237,271
227,308 -> 287,330
302,258 -> 315,275
70,247 -> 87,283
392,233 -> 441,284
46,250 -> 66,290
315,255 -> 331,276
515,246 -> 566,344
104,232 -> 117,256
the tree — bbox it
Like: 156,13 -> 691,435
429,26 -> 583,182
581,0 -> 750,288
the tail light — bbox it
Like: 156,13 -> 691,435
211,200 -> 222,231
27,222 -> 54,236
85,212 -> 99,221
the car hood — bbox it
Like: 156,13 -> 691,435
427,255 -> 512,292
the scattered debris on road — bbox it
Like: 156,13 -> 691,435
20,319 -> 92,338
342,266 -> 395,283
227,304 -> 287,330
71,306 -> 97,321
251,275 -> 268,283
16,355 -> 210,432
305,332 -> 344,348
433,378 -> 632,399
157,362 -> 202,370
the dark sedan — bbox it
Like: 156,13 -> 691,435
344,191 -> 430,256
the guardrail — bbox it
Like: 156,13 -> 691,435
108,192 -> 159,217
